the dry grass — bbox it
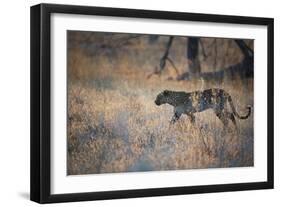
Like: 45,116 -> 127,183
67,34 -> 253,175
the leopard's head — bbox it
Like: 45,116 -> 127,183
155,90 -> 170,106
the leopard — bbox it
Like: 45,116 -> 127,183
155,88 -> 251,130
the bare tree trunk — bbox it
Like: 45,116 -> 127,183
187,37 -> 201,76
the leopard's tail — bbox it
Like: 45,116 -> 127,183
228,95 -> 251,119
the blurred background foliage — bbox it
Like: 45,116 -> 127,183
67,31 -> 253,82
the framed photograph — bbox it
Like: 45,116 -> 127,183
30,3 -> 274,203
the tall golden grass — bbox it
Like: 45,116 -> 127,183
67,34 -> 253,175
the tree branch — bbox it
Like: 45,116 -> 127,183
234,39 -> 253,58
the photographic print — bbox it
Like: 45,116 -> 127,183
31,4 -> 273,203
67,31 -> 254,175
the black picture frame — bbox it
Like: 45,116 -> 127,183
30,3 -> 274,204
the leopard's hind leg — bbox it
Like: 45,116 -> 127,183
215,110 -> 229,133
215,110 -> 239,134
227,112 -> 239,132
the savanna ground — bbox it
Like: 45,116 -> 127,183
67,32 -> 254,175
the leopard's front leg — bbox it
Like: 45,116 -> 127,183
170,112 -> 181,124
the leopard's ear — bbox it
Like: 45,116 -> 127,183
163,90 -> 169,96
